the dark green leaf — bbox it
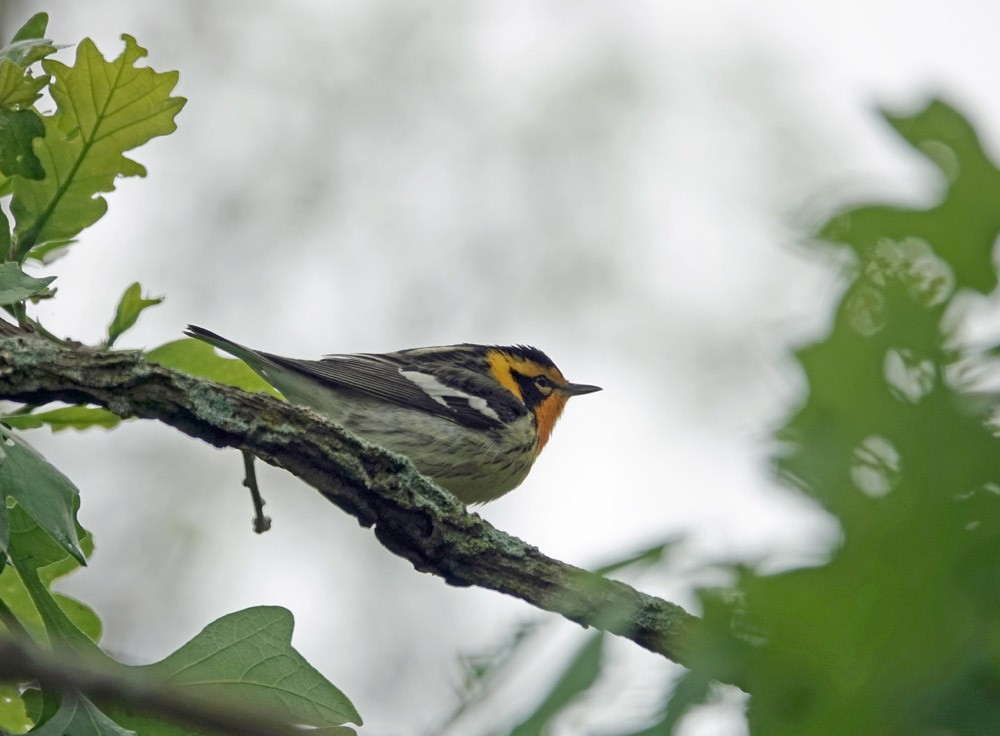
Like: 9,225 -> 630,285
148,339 -> 281,396
0,523 -> 99,642
0,108 -> 45,179
30,690 -> 135,736
0,427 -> 83,563
106,282 -> 163,347
0,261 -> 54,304
1,505 -> 101,653
0,207 -> 10,262
21,687 -> 42,723
135,606 -> 362,728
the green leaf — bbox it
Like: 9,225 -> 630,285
2,405 -> 121,432
24,237 -> 74,264
0,108 -> 45,180
0,60 -> 49,108
30,690 -> 135,736
0,261 -> 54,304
0,39 -> 57,69
0,683 -> 32,734
9,13 -> 49,45
10,34 -> 185,256
0,520 -> 99,642
106,282 -> 163,347
0,14 -> 56,68
510,633 -> 604,736
0,413 -> 43,430
20,688 -> 42,725
147,339 -> 281,396
0,428 -> 84,564
0,207 -> 10,259
1,505 -> 101,653
132,606 -> 362,728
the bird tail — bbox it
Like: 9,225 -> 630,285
185,325 -> 268,372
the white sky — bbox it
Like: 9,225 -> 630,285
6,1 -> 1000,733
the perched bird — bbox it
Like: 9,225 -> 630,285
185,326 -> 601,504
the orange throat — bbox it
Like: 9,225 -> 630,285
533,393 -> 569,455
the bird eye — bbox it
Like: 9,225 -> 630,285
533,375 -> 552,390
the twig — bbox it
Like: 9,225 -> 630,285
241,449 -> 271,533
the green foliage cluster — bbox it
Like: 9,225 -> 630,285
0,14 -> 360,735
658,101 -> 1000,734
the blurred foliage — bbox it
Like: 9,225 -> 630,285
432,540 -> 679,736
663,99 -> 1000,734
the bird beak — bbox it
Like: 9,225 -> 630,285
562,382 -> 602,396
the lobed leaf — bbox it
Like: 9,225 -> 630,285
10,34 -> 185,257
0,61 -> 49,108
135,606 -> 362,728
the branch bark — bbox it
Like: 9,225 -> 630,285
0,328 -> 700,666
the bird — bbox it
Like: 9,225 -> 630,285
185,326 -> 601,504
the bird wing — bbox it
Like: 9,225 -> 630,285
265,352 -> 506,431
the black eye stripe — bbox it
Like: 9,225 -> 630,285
511,371 -> 548,409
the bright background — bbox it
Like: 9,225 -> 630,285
4,1 -> 999,733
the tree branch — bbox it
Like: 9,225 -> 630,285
0,328 -> 700,666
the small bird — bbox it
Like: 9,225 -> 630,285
185,326 -> 601,504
